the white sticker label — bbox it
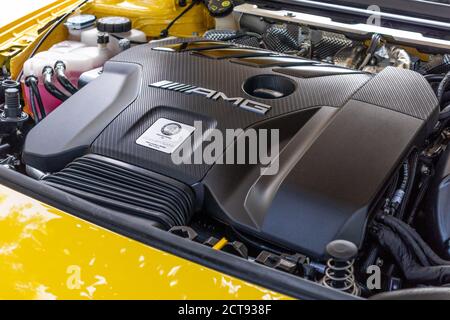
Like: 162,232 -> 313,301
136,118 -> 195,154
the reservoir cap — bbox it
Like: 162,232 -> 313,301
206,0 -> 234,17
65,14 -> 96,30
97,17 -> 132,33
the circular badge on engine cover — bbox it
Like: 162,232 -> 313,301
161,123 -> 182,136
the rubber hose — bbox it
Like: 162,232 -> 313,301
437,71 -> 450,107
25,76 -> 43,122
398,151 -> 419,219
30,81 -> 46,119
390,160 -> 409,215
388,171 -> 400,198
374,224 -> 450,285
362,171 -> 401,272
26,76 -> 46,119
380,215 -> 433,266
440,104 -> 450,120
425,74 -> 445,83
406,173 -> 432,225
239,14 -> 269,35
42,66 -> 69,101
27,85 -> 39,124
221,31 -> 263,42
54,61 -> 78,95
383,215 -> 450,266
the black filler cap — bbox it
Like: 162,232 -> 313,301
97,16 -> 132,33
206,0 -> 234,17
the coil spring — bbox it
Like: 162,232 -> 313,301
321,259 -> 360,296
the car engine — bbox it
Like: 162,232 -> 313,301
23,38 -> 439,260
1,1 -> 450,298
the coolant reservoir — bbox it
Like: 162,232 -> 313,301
79,17 -> 147,55
23,35 -> 113,115
66,15 -> 147,55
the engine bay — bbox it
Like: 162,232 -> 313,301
1,0 -> 450,299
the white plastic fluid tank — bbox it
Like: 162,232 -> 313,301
23,38 -> 112,79
79,16 -> 147,55
22,36 -> 113,114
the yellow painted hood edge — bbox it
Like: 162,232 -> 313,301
0,184 -> 291,300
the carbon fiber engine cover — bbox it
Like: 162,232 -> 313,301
23,39 -> 439,258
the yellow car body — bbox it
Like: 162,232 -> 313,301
0,0 -> 290,300
0,184 -> 287,299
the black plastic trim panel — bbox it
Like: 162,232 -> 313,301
43,154 -> 195,229
22,61 -> 143,173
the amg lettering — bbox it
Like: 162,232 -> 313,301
149,80 -> 271,114
211,92 -> 244,105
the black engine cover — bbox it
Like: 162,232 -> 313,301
23,39 -> 438,258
